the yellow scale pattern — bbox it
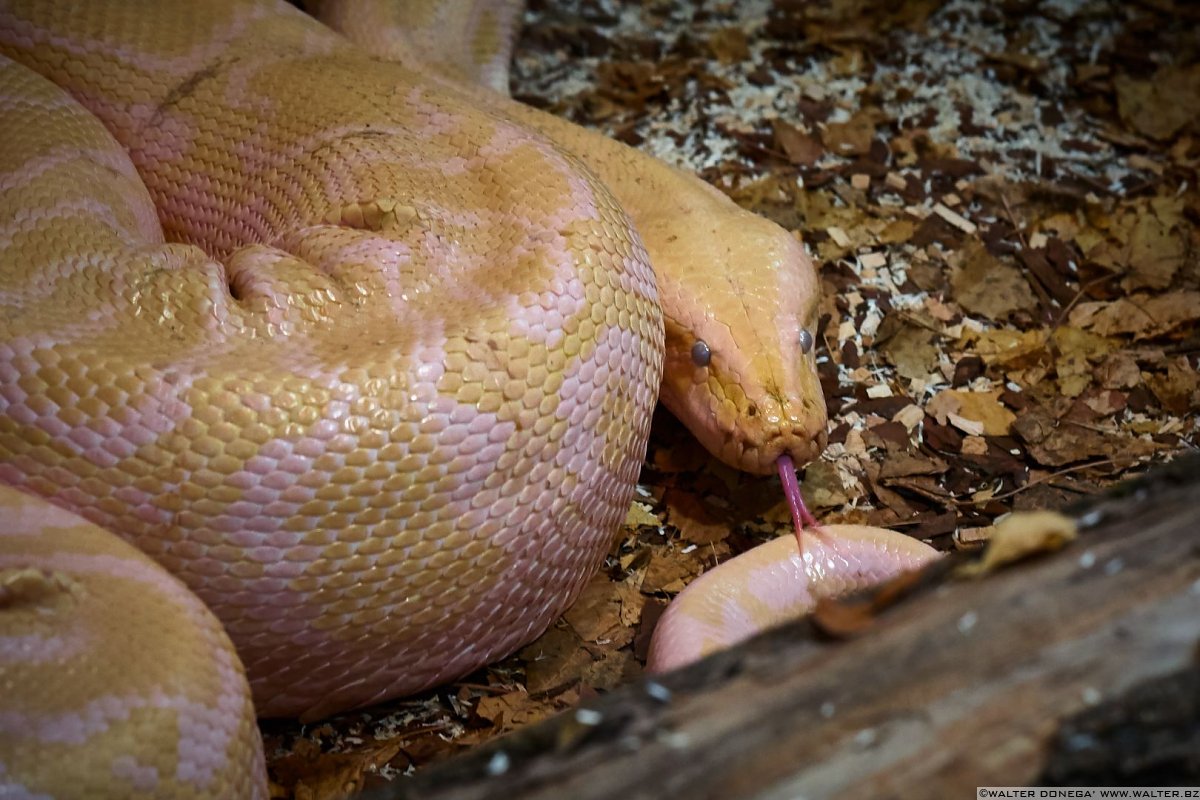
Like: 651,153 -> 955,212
0,0 -> 840,794
0,1 -> 661,794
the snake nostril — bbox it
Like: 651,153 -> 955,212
747,403 -> 758,417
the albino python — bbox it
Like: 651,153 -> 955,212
0,1 -> 937,795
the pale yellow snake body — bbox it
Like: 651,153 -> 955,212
0,2 -> 934,795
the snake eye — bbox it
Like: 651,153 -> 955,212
798,329 -> 814,355
691,340 -> 712,367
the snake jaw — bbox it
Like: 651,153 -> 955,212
706,389 -> 829,475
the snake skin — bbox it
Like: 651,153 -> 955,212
645,524 -> 941,673
0,484 -> 265,797
0,0 -> 833,795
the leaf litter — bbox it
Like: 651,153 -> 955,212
265,0 -> 1198,795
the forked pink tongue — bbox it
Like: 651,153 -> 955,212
777,454 -> 818,551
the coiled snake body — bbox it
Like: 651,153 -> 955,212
0,2 -> 931,796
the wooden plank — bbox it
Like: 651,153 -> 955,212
378,459 -> 1200,800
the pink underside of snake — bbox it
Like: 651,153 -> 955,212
0,1 -> 938,795
645,524 -> 941,674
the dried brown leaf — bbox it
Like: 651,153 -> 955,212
1069,291 -> 1200,339
879,323 -> 941,381
707,27 -> 750,63
879,452 -> 948,479
950,241 -> 1038,319
801,460 -> 851,508
665,490 -> 731,545
821,109 -> 877,156
1053,326 -> 1118,398
642,551 -> 699,594
624,500 -> 661,529
580,649 -> 639,691
773,120 -> 823,166
271,740 -> 402,800
927,389 -> 1016,437
563,574 -> 632,645
519,626 -> 591,694
1145,356 -> 1200,415
1013,413 -> 1164,467
475,692 -> 563,730
1114,64 -> 1200,141
1094,352 -> 1143,389
1089,198 -> 1188,291
963,328 -> 1047,367
957,510 -> 1077,578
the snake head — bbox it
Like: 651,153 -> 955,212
653,212 -> 828,475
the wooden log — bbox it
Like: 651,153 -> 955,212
380,458 -> 1200,800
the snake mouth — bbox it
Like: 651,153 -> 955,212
719,426 -> 827,475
